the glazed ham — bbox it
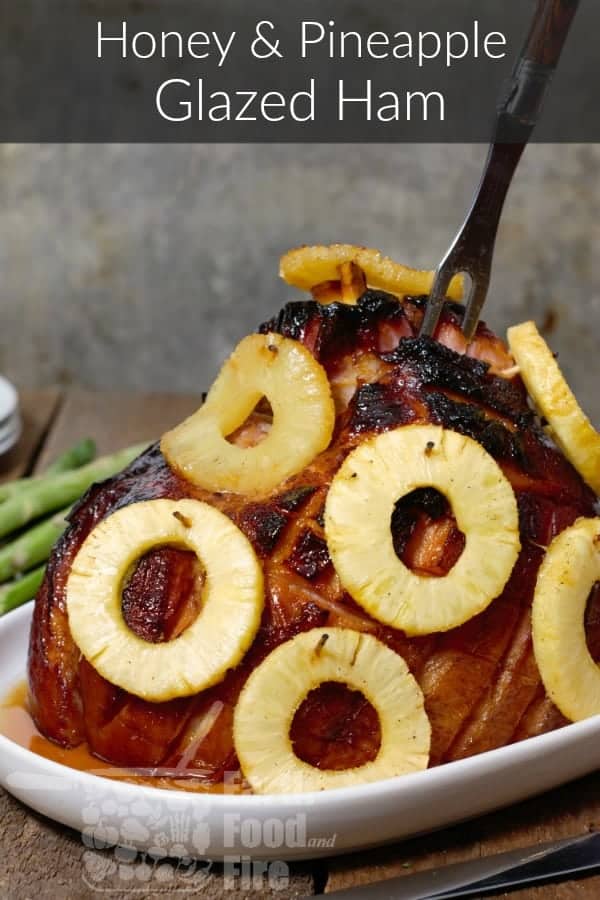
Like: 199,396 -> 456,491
28,292 -> 598,783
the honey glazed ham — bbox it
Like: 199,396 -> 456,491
28,289 -> 599,787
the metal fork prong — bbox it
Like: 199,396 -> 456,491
419,265 -> 455,338
461,271 -> 490,342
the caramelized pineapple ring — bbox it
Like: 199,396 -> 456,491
66,499 -> 264,702
280,244 -> 463,304
532,517 -> 600,721
234,628 -> 430,793
325,425 -> 521,636
508,321 -> 600,494
161,333 -> 335,495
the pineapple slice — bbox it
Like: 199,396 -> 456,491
161,333 -> 335,495
66,498 -> 264,702
233,627 -> 430,793
508,321 -> 600,494
280,244 -> 463,304
325,425 -> 520,636
532,516 -> 600,721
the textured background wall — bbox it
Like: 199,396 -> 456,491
0,143 -> 599,421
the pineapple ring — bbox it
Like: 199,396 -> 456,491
161,333 -> 335,495
325,425 -> 521,636
233,628 -> 430,793
532,517 -> 600,722
66,498 -> 264,703
280,244 -> 463,303
508,321 -> 600,494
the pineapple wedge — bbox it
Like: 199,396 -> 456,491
66,498 -> 264,702
325,425 -> 521,636
233,627 -> 430,793
161,333 -> 335,495
280,244 -> 463,303
508,321 -> 600,494
532,516 -> 600,722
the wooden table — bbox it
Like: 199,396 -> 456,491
1,388 -> 600,899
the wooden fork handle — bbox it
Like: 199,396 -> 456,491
497,0 -> 580,140
525,0 -> 580,66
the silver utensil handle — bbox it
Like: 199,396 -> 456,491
318,831 -> 600,900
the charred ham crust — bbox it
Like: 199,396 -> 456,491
236,504 -> 289,558
262,290 -> 502,367
260,291 -> 414,362
424,392 -> 528,467
274,484 -> 318,513
285,528 -> 332,581
384,336 -> 527,421
234,486 -> 318,558
349,378 -> 418,434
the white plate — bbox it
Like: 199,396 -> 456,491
0,375 -> 18,425
2,604 -> 600,862
0,376 -> 20,456
0,416 -> 22,457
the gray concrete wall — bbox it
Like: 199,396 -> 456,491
1,144 -> 599,421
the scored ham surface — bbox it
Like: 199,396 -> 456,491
28,292 -> 599,784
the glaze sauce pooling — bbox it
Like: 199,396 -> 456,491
0,682 -> 240,794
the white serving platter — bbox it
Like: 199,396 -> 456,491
1,602 -> 600,862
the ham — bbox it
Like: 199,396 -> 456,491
28,291 -> 598,783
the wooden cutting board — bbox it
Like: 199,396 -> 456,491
1,388 -> 599,899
